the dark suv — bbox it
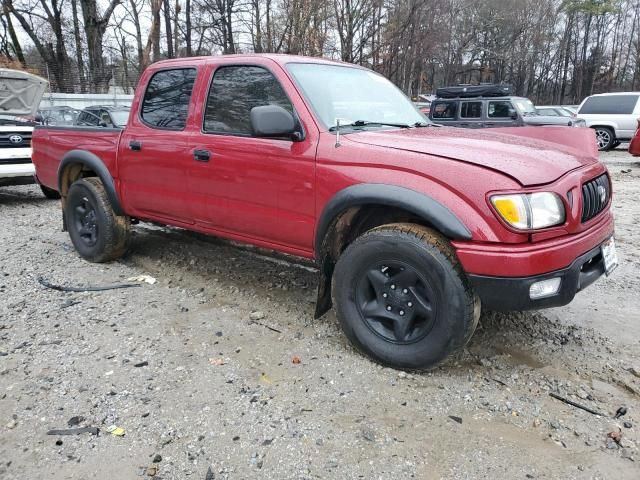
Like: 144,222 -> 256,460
76,105 -> 131,128
429,85 -> 585,129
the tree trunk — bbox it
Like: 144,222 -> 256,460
129,0 -> 144,69
2,1 -> 25,66
80,0 -> 120,93
185,0 -> 192,55
71,0 -> 87,92
163,0 -> 174,58
144,0 -> 162,68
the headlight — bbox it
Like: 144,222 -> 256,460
571,119 -> 586,128
491,192 -> 565,230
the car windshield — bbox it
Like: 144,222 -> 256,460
513,99 -> 537,116
286,63 -> 427,130
110,110 -> 130,126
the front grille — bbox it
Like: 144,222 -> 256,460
0,158 -> 31,165
581,173 -> 610,223
0,132 -> 32,148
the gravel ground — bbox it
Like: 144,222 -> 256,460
1,148 -> 639,479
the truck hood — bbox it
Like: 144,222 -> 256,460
0,69 -> 48,117
346,126 -> 599,186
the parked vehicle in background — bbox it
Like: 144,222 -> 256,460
413,101 -> 431,115
429,85 -> 585,128
0,68 -> 58,198
576,92 -> 640,151
535,105 -> 575,117
628,119 -> 640,156
563,105 -> 579,115
37,106 -> 81,126
76,105 -> 131,128
32,55 -> 615,370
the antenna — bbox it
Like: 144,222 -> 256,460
335,118 -> 341,147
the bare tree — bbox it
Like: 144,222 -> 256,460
79,0 -> 121,92
4,0 -> 73,92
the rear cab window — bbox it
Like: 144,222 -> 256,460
431,101 -> 458,120
141,68 -> 197,130
579,95 -> 640,114
203,65 -> 294,136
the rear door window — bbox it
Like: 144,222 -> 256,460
579,95 -> 639,115
141,68 -> 197,130
431,101 -> 458,120
460,102 -> 482,118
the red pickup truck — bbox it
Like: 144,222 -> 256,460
32,55 -> 616,370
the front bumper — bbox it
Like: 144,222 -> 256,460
468,243 -> 609,311
0,162 -> 35,187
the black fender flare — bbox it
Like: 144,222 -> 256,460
314,183 -> 472,258
312,184 -> 472,319
58,149 -> 125,216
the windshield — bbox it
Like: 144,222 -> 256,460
513,98 -> 537,115
110,110 -> 130,127
286,63 -> 427,130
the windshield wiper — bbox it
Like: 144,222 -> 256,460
413,121 -> 432,127
329,120 -> 412,131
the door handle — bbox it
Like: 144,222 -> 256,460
193,149 -> 211,162
129,140 -> 142,151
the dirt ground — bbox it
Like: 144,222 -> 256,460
1,148 -> 639,479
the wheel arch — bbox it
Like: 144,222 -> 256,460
313,184 -> 472,318
58,150 -> 124,216
589,123 -> 618,133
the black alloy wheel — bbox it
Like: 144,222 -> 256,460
355,261 -> 437,344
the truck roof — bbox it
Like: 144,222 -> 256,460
148,54 -> 364,70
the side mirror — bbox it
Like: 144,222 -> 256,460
510,110 -> 518,120
34,113 -> 44,124
99,121 -> 108,127
250,105 -> 297,139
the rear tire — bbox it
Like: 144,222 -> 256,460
64,177 -> 130,262
594,126 -> 615,151
40,185 -> 61,199
332,223 -> 480,370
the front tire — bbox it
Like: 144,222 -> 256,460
64,177 -> 130,262
332,223 -> 480,370
594,126 -> 615,151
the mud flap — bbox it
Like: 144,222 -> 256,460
314,258 -> 335,319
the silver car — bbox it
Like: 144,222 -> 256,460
576,92 -> 640,150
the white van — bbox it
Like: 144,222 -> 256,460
577,92 -> 640,151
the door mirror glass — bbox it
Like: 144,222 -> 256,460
250,105 -> 296,138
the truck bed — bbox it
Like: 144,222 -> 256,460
31,126 -> 123,191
